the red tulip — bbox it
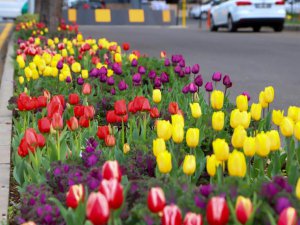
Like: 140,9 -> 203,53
162,204 -> 182,225
133,96 -> 151,112
37,134 -> 46,148
74,105 -> 84,118
82,83 -> 91,95
17,93 -> 30,111
168,102 -> 179,115
105,135 -> 115,147
67,116 -> 79,131
97,126 -> 110,140
235,196 -> 252,225
102,160 -> 122,182
114,99 -> 127,116
147,187 -> 166,213
52,112 -> 63,130
183,212 -> 203,225
86,192 -> 110,225
66,184 -> 85,209
99,179 -> 124,209
37,96 -> 47,108
38,117 -> 51,133
106,110 -> 128,123
278,207 -> 297,225
55,95 -> 65,107
69,93 -> 80,105
79,116 -> 90,128
84,105 -> 95,119
47,97 -> 63,119
128,101 -> 137,114
18,137 -> 34,157
150,107 -> 160,118
24,128 -> 38,148
206,197 -> 229,225
122,42 -> 130,51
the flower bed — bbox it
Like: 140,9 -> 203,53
8,18 -> 300,225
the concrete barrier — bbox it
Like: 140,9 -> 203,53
62,8 -> 176,25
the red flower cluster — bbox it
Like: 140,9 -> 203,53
18,128 -> 45,157
17,93 -> 47,111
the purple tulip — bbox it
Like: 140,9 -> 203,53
131,59 -> 138,67
178,70 -> 185,78
171,55 -> 180,64
194,196 -> 206,209
138,66 -> 146,75
212,71 -> 222,82
189,83 -> 198,93
275,197 -> 291,214
184,66 -> 191,75
174,65 -> 181,74
261,182 -> 279,201
56,60 -> 63,70
99,66 -> 107,76
223,75 -> 232,88
106,76 -> 115,86
205,82 -> 213,92
242,91 -> 251,101
199,184 -> 213,197
154,77 -> 162,89
132,73 -> 141,85
182,85 -> 189,94
77,77 -> 84,85
112,63 -> 122,75
273,176 -> 293,193
148,70 -> 156,79
89,68 -> 98,78
164,58 -> 170,67
99,74 -> 107,83
118,80 -> 128,91
66,76 -> 72,83
110,88 -> 116,95
192,64 -> 200,74
160,72 -> 169,83
179,59 -> 185,68
194,75 -> 203,87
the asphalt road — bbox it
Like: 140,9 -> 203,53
80,22 -> 300,110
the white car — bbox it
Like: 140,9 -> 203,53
189,2 -> 212,19
210,0 -> 286,32
285,0 -> 300,13
0,0 -> 27,20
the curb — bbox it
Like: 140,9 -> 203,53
284,24 -> 300,31
0,36 -> 14,223
0,23 -> 13,50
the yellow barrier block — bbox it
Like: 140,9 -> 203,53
162,10 -> 171,23
0,23 -> 13,50
95,9 -> 111,22
68,9 -> 77,22
129,9 -> 145,23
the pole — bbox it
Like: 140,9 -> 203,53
182,0 -> 186,27
28,0 -> 35,14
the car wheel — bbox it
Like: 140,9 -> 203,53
227,15 -> 237,32
210,16 -> 218,32
273,24 -> 284,32
253,26 -> 261,32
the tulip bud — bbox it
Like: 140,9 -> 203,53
153,89 -> 162,104
272,110 -> 284,126
206,154 -> 223,177
162,205 -> 182,225
280,117 -> 294,137
228,150 -> 246,177
295,178 -> 300,200
259,91 -> 268,108
230,109 -> 242,129
171,114 -> 184,128
277,207 -> 297,225
114,99 -> 127,116
236,95 -> 248,112
213,139 -> 229,161
250,103 -> 262,121
172,124 -> 184,143
105,135 -> 116,147
186,128 -> 200,148
68,93 -> 80,105
212,111 -> 224,131
266,130 -> 281,151
52,113 -> 63,130
288,106 -> 300,123
183,212 -> 203,225
102,160 -> 122,182
206,197 -> 229,225
241,111 -> 251,129
147,187 -> 166,213
82,83 -> 91,95
86,192 -> 110,225
235,196 -> 253,224
243,137 -> 256,157
38,117 -> 51,133
183,155 -> 196,175
205,82 -> 213,92
123,143 -> 130,154
66,184 -> 85,209
212,72 -> 222,82
153,138 -> 166,157
99,179 -> 124,209
223,75 -> 232,88
231,126 -> 247,149
67,116 -> 79,131
211,90 -> 224,110
71,62 -> 81,73
255,132 -> 271,157
190,103 -> 202,119
264,86 -> 275,104
157,151 -> 172,174
157,120 -> 172,141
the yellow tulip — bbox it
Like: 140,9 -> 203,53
157,120 -> 172,141
259,91 -> 268,109
250,103 -> 262,121
294,122 -> 300,140
157,151 -> 172,174
211,90 -> 224,110
107,69 -> 114,77
272,109 -> 284,126
18,76 -> 24,84
228,150 -> 246,177
61,49 -> 68,57
190,103 -> 202,119
264,86 -> 275,103
153,89 -> 161,104
266,130 -> 281,151
212,111 -> 224,131
29,62 -> 36,70
243,137 -> 256,157
230,109 -> 243,129
24,67 -> 32,78
186,128 -> 199,148
183,155 -> 196,175
296,178 -> 300,200
71,62 -> 81,73
206,154 -> 223,177
213,138 -> 229,161
231,126 -> 247,149
280,117 -> 294,137
172,124 -> 184,143
171,114 -> 184,128
114,53 -> 122,63
52,68 -> 58,77
255,132 -> 271,157
123,143 -> 130,154
43,66 -> 52,76
236,95 -> 248,112
82,70 -> 89,79
77,33 -> 83,42
59,73 -> 65,82
241,111 -> 251,129
153,138 -> 166,157
31,69 -> 39,80
288,106 -> 300,122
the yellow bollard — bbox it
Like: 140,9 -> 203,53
182,0 -> 186,27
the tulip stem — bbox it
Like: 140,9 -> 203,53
57,131 -> 60,161
246,157 -> 251,184
122,119 -> 125,147
217,165 -> 223,186
285,137 -> 292,176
